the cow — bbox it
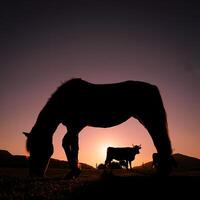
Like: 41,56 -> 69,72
105,145 -> 141,169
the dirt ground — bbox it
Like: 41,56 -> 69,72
0,168 -> 199,200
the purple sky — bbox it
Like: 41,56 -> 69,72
0,0 -> 199,166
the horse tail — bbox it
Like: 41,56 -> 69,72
137,84 -> 172,158
153,85 -> 168,132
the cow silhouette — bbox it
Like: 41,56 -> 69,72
105,145 -> 141,169
23,78 -> 174,178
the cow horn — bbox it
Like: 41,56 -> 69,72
23,132 -> 29,137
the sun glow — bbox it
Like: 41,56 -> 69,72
96,140 -> 119,164
51,119 -> 156,168
99,143 -> 112,157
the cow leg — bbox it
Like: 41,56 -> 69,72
125,160 -> 129,169
105,158 -> 111,168
105,148 -> 112,168
129,161 -> 132,169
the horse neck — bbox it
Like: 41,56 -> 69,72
31,107 -> 60,137
31,119 -> 59,138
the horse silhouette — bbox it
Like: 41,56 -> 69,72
23,78 -> 174,178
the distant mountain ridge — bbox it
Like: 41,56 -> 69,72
0,150 -> 94,169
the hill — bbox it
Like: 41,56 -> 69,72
0,149 -> 94,169
134,153 -> 200,176
141,153 -> 200,170
172,153 -> 200,170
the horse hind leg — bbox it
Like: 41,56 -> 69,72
136,109 -> 173,175
145,119 -> 173,175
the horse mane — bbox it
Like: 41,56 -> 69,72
57,78 -> 85,89
47,78 -> 86,102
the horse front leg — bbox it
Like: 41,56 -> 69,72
62,126 -> 82,179
62,132 -> 72,167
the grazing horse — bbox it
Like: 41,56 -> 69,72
23,78 -> 174,178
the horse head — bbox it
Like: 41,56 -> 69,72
23,131 -> 53,177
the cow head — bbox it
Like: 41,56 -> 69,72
132,144 -> 142,154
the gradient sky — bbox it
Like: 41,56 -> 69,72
0,0 -> 200,167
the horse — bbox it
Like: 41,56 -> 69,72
23,78 -> 174,178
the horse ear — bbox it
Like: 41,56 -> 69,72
23,132 -> 29,137
132,144 -> 135,147
139,144 -> 142,148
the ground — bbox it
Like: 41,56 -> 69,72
0,168 -> 199,200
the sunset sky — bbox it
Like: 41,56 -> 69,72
0,0 -> 200,167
